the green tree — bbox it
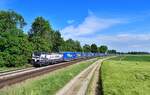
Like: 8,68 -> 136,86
59,39 -> 82,52
91,44 -> 98,53
0,10 -> 32,67
51,30 -> 63,52
29,17 -> 52,37
74,41 -> 82,52
108,49 -> 117,54
0,10 -> 26,32
0,29 -> 32,67
28,17 -> 53,52
83,44 -> 91,52
63,39 -> 75,51
99,45 -> 108,53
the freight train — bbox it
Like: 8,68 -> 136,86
31,52 -> 106,66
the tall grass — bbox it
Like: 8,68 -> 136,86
0,59 -> 97,95
101,55 -> 150,95
112,55 -> 150,62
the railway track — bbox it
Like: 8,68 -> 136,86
0,58 -> 94,89
0,67 -> 35,77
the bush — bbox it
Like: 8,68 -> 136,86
0,56 -> 5,67
0,31 -> 32,67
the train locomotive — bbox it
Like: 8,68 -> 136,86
31,52 -> 106,66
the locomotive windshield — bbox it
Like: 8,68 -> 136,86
33,52 -> 47,56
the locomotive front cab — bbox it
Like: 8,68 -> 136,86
32,52 -> 49,66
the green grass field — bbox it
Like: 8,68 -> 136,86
0,58 -> 98,95
101,55 -> 150,95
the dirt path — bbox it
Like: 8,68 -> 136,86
56,59 -> 105,95
56,57 -> 115,95
86,61 -> 101,95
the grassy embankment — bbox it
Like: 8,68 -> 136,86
0,58 -> 99,95
101,55 -> 150,95
0,64 -> 32,73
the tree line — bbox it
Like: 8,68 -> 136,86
0,10 -> 109,67
127,52 -> 149,54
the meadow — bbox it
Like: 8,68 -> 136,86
0,58 -> 98,95
101,55 -> 150,95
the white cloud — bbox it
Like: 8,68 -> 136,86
61,13 -> 123,39
60,12 -> 150,52
94,33 -> 150,52
61,33 -> 150,52
130,45 -> 142,48
96,34 -> 150,42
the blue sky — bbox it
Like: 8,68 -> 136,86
0,0 -> 150,52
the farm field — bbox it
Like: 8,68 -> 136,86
0,58 -> 98,95
101,55 -> 150,95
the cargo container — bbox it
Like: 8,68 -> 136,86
62,52 -> 75,61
